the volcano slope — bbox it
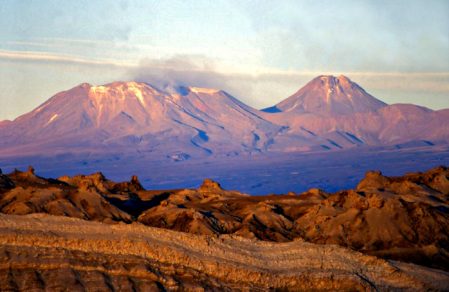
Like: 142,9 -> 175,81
0,166 -> 448,289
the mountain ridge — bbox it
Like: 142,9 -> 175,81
0,75 -> 448,160
0,80 -> 282,157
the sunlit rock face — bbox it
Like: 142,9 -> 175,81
1,213 -> 448,291
1,166 -> 449,271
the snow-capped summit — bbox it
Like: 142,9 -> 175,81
263,75 -> 387,115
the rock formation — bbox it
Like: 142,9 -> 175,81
0,213 -> 448,291
1,165 -> 449,289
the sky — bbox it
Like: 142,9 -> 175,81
0,0 -> 448,120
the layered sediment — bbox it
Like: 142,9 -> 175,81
1,213 -> 448,291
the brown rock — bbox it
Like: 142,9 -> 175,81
199,178 -> 223,191
356,170 -> 390,191
1,165 -> 449,271
27,165 -> 35,175
1,214 -> 448,291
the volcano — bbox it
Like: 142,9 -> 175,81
263,75 -> 387,115
1,75 -> 448,157
0,82 -> 281,158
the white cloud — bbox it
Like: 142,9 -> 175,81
0,49 -> 135,67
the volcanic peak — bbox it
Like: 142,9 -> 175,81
264,74 -> 387,115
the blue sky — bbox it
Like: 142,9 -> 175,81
1,0 -> 448,119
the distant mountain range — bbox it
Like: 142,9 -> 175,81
1,75 -> 448,160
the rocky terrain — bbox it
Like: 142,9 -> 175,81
1,213 -> 448,291
1,165 -> 449,276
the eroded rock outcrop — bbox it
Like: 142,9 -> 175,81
1,168 -> 132,223
1,213 -> 448,291
1,166 -> 448,271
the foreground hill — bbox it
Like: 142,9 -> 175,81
1,166 -> 448,271
2,213 -> 448,290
